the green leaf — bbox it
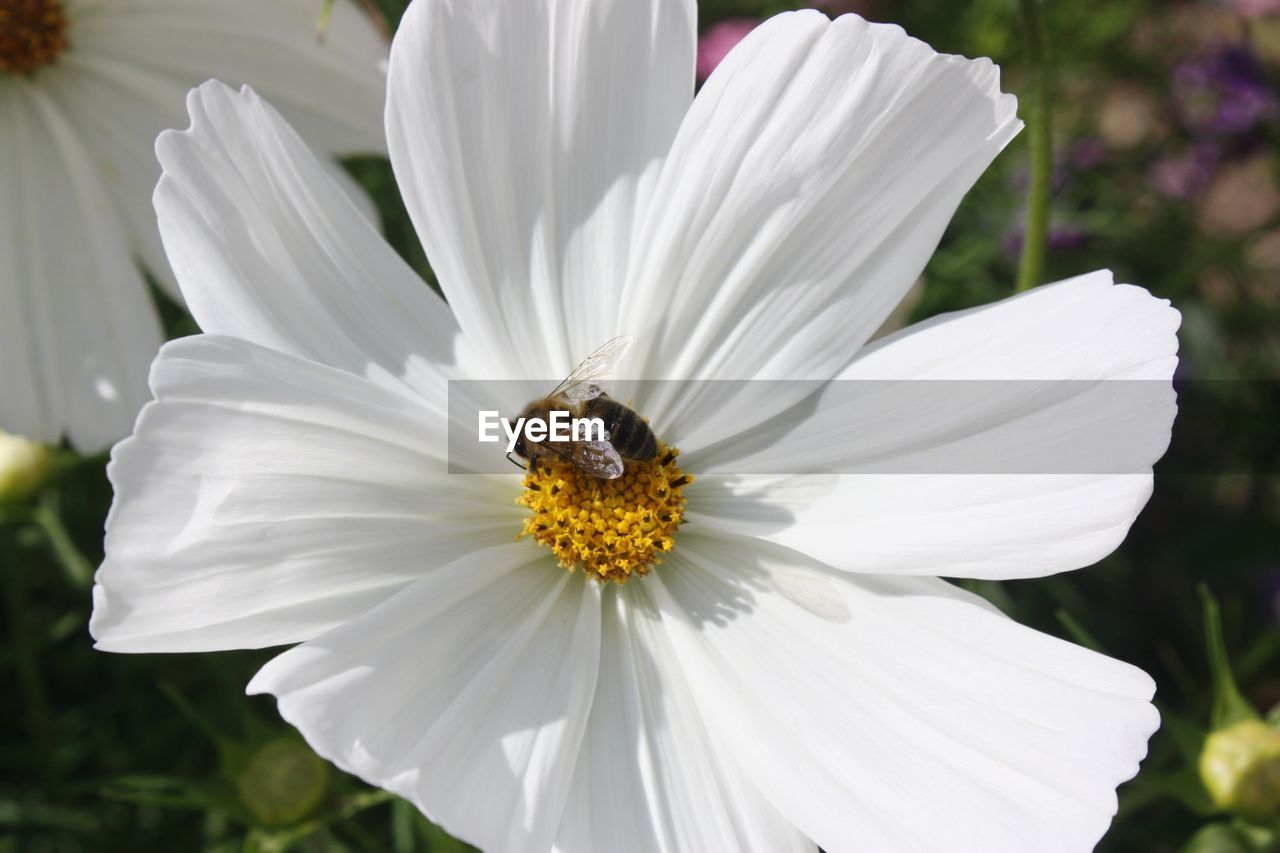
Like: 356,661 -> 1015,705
1199,584 -> 1259,729
99,775 -> 232,812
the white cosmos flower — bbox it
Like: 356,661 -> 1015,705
90,2 -> 1180,851
0,0 -> 388,453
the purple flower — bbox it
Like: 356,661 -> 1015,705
1048,225 -> 1094,251
1150,144 -> 1222,198
1008,138 -> 1110,197
1071,137 -> 1110,172
1002,223 -> 1094,260
696,19 -> 758,83
1172,45 -> 1279,140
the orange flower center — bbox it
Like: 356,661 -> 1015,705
0,0 -> 69,76
517,441 -> 691,584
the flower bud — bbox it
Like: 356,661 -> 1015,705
0,432 -> 53,504
1182,822 -> 1252,853
1199,719 -> 1280,822
236,738 -> 329,826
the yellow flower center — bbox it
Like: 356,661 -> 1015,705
0,0 -> 68,76
517,441 -> 691,584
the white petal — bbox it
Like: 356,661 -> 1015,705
651,533 -> 1159,852
26,60 -> 185,299
90,335 -> 520,653
0,86 -> 53,443
555,584 -> 813,853
623,11 -> 1020,440
689,272 -> 1180,579
248,548 -> 600,853
2,0 -> 387,452
385,0 -> 696,377
0,81 -> 161,453
842,270 -> 1179,381
42,0 -> 385,302
154,82 -> 465,402
68,0 -> 387,154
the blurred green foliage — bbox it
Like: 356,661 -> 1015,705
3,0 -> 1279,850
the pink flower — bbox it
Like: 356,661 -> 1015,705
1233,0 -> 1280,18
696,18 -> 759,82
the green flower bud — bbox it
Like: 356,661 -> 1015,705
237,739 -> 329,827
1199,719 -> 1280,822
1181,822 -> 1252,853
0,431 -> 53,504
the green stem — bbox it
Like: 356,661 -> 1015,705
1055,608 -> 1102,653
1016,0 -> 1053,293
32,496 -> 93,590
157,681 -> 230,748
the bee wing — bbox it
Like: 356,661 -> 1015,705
549,335 -> 633,405
570,440 -> 625,480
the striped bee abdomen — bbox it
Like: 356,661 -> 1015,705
585,396 -> 657,460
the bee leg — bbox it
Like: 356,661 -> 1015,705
506,451 -> 528,472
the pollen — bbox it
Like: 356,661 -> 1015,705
517,442 -> 692,584
0,0 -> 69,76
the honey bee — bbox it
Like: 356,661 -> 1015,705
509,336 -> 656,479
